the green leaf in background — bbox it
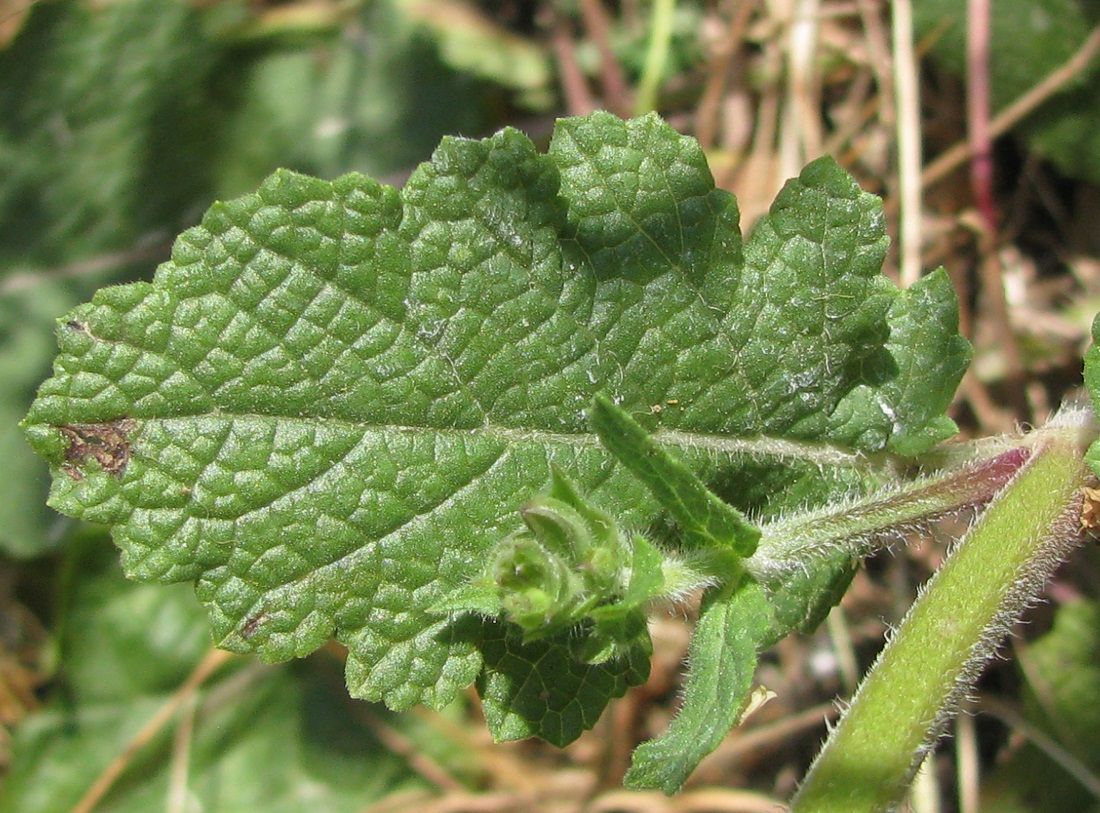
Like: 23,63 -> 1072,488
914,0 -> 1100,186
979,598 -> 1100,812
0,0 -> 218,270
398,0 -> 553,110
0,0 -> 218,557
22,112 -> 967,740
0,534 -> 432,813
211,0 -> 502,197
1020,600 -> 1100,774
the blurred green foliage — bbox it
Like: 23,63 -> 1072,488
0,532 -> 451,812
980,594 -> 1100,812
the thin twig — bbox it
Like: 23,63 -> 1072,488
961,371 -> 1014,434
70,647 -> 234,813
782,0 -> 823,167
363,790 -> 523,813
966,0 -> 996,235
578,0 -> 633,116
359,788 -> 437,813
408,705 -> 532,791
599,692 -> 642,789
698,700 -> 839,775
544,6 -> 596,116
826,605 -> 859,695
955,705 -> 979,813
1,237 -> 172,296
589,787 -> 782,813
694,0 -> 756,151
923,25 -> 1100,189
909,755 -> 942,813
857,0 -> 894,131
359,708 -> 466,793
966,0 -> 1029,420
635,0 -> 676,113
892,0 -> 923,287
166,695 -> 197,813
979,696 -> 1100,798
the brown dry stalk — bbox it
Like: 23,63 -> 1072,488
697,700 -> 839,777
166,695 -> 198,813
1,237 -> 172,295
892,0 -> 923,287
694,0 -> 756,152
358,707 -> 466,793
578,0 -> 633,117
545,7 -> 596,116
955,705 -> 980,813
588,787 -> 782,813
967,0 -> 1029,420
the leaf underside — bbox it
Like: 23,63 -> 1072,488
23,112 -> 968,743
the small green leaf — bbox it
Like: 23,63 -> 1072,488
755,548 -> 858,646
825,268 -> 970,455
590,393 -> 760,556
492,534 -> 587,636
476,620 -> 650,746
430,579 -> 502,617
624,580 -> 775,793
616,534 -> 669,609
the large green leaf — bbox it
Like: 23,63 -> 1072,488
23,112 -> 966,738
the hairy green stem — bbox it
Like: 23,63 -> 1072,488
746,444 -> 1032,582
747,412 -> 1099,581
791,427 -> 1091,813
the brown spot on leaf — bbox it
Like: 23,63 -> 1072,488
241,612 -> 267,640
59,420 -> 136,478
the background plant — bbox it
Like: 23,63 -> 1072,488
3,1 -> 1100,812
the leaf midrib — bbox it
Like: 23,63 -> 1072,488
90,412 -> 879,469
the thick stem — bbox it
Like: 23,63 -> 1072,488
791,431 -> 1091,813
